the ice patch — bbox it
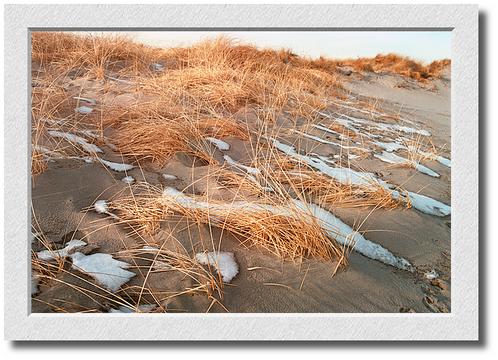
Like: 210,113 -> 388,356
223,155 -> 260,175
70,252 -> 135,292
37,239 -> 87,261
48,130 -> 103,154
121,176 -> 135,184
100,159 -> 134,172
206,137 -> 230,151
195,252 -> 239,283
374,151 -> 440,178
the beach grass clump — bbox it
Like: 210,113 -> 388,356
108,183 -> 347,265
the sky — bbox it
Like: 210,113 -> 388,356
114,31 -> 452,63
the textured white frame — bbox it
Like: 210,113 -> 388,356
4,4 -> 478,341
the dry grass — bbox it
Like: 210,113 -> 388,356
335,53 -> 450,81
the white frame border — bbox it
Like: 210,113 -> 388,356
4,4 -> 478,341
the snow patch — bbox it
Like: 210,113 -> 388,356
374,151 -> 440,178
195,252 -> 239,283
75,106 -> 94,115
425,269 -> 439,280
100,159 -> 134,172
272,138 -> 450,217
374,141 -> 406,152
48,130 -> 103,154
121,176 -> 135,184
94,200 -> 109,214
271,139 -> 377,186
162,174 -> 178,180
223,155 -> 260,175
206,137 -> 230,151
37,239 -> 87,261
70,252 -> 135,292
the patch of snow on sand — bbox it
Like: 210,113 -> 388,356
195,252 -> 239,283
75,106 -> 94,115
121,176 -> 135,184
374,141 -> 406,152
392,190 -> 451,217
412,148 -> 452,168
292,201 -> 413,271
162,174 -> 178,180
271,139 -> 377,186
48,130 -> 103,154
206,137 -> 230,151
271,139 -> 451,217
37,239 -> 87,261
425,269 -> 439,280
94,200 -> 109,214
223,155 -> 260,175
70,252 -> 135,292
374,151 -> 440,178
163,188 -> 412,271
100,159 -> 134,172
293,130 -> 369,152
340,114 -> 431,137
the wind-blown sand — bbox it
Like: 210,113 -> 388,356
31,36 -> 450,313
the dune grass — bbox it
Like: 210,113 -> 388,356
30,32 -> 450,312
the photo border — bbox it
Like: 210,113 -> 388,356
4,4 -> 478,341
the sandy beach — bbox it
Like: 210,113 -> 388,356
30,33 -> 451,313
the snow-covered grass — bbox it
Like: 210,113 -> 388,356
206,137 -> 230,151
47,130 -> 103,154
271,138 -> 450,217
195,252 -> 239,283
162,187 -> 412,270
70,252 -> 135,292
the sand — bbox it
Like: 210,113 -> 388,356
31,61 -> 451,314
